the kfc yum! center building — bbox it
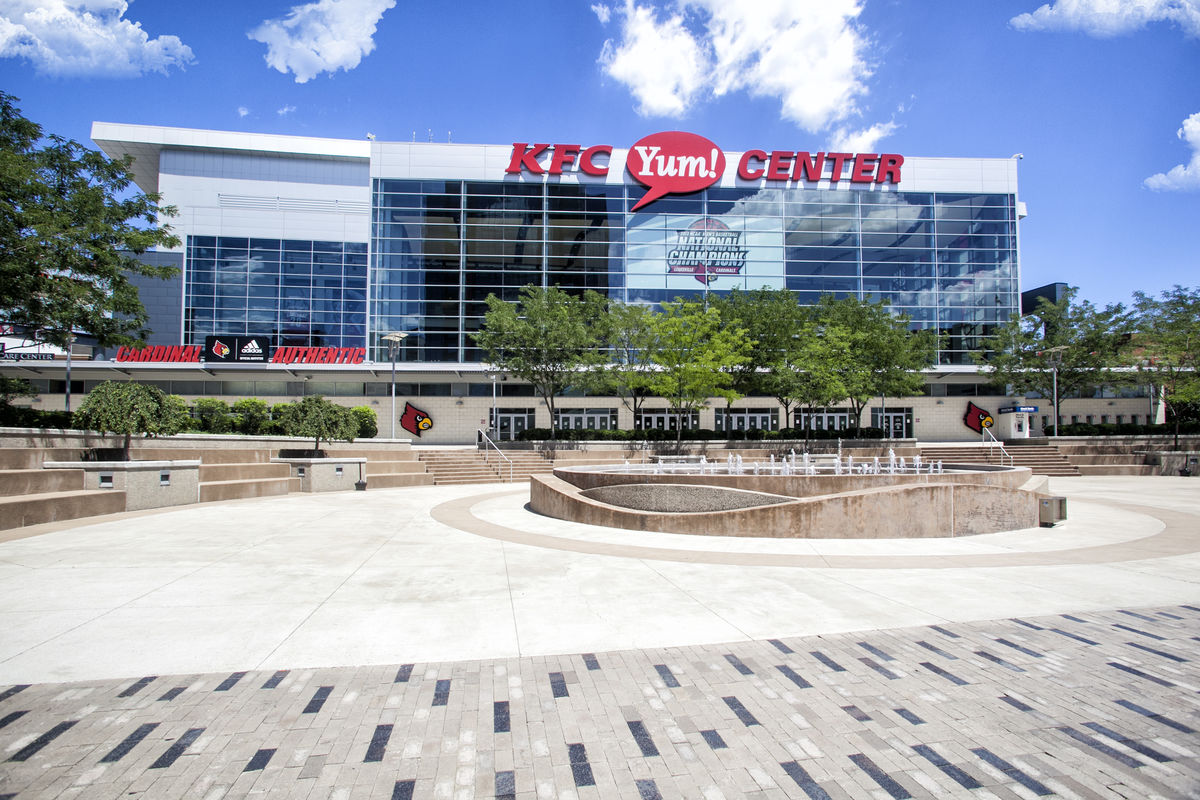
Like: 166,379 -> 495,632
10,122 -> 1147,444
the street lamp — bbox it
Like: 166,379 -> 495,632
488,372 -> 499,438
381,332 -> 409,438
63,332 -> 77,413
1038,345 -> 1067,436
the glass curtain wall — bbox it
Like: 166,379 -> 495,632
370,181 -> 1018,365
184,236 -> 367,348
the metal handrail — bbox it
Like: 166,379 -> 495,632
478,429 -> 513,483
981,426 -> 1013,466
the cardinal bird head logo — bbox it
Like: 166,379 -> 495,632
963,401 -> 994,433
212,339 -> 230,358
400,402 -> 433,437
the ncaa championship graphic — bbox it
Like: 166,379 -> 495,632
667,218 -> 749,284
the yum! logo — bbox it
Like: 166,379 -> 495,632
506,131 -> 903,210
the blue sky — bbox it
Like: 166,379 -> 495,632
2,0 -> 1198,309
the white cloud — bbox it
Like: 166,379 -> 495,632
597,0 -> 891,144
598,1 -> 708,116
1145,112 -> 1200,190
248,0 -> 395,84
1011,0 -> 1200,38
831,120 -> 899,152
0,0 -> 193,77
591,3 -> 611,24
237,106 -> 250,118
277,105 -> 297,116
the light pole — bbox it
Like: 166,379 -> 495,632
489,373 -> 499,437
63,332 -> 76,413
1039,345 -> 1067,436
382,332 -> 408,438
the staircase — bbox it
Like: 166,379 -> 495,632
1046,443 -> 1157,476
324,447 -> 434,489
0,448 -> 126,531
918,444 -> 1081,477
139,447 -> 293,503
416,449 -> 554,485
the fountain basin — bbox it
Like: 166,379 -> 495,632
530,462 -> 1049,539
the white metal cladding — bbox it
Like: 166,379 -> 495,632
91,123 -> 1017,199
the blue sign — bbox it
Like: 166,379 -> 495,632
998,406 -> 1038,414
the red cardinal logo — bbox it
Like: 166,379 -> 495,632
212,339 -> 230,358
963,401 -> 994,433
400,402 -> 433,437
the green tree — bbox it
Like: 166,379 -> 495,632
74,381 -> 189,460
977,287 -> 1129,435
350,405 -> 378,438
0,93 -> 180,348
278,395 -> 359,452
644,300 -> 751,445
773,322 -> 853,441
193,398 -> 234,433
1129,285 -> 1200,448
817,296 -> 937,429
473,285 -> 606,439
711,287 -> 806,402
231,398 -> 270,435
584,301 -> 658,422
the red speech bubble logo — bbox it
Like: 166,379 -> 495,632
627,131 -> 725,211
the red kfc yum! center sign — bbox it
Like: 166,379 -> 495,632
506,131 -> 903,211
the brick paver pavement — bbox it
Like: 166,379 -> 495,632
3,604 -> 1197,799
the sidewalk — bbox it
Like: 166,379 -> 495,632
0,476 -> 1198,798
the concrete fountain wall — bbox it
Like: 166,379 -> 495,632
530,463 -> 1047,539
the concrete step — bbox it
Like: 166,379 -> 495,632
1065,454 -> 1152,466
364,461 -> 430,475
0,448 -> 86,469
1077,464 -> 1158,476
199,478 -> 291,503
199,463 -> 291,482
138,447 -> 275,464
325,448 -> 418,461
363,473 -> 436,488
0,489 -> 127,530
0,468 -> 86,497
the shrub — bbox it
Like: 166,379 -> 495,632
193,398 -> 234,433
75,381 -> 189,460
350,406 -> 378,438
277,396 -> 359,451
231,398 -> 270,435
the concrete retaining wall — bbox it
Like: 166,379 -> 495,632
531,464 -> 1043,539
44,460 -> 200,511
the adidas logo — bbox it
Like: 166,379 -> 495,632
241,340 -> 263,355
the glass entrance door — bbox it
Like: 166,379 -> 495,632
871,408 -> 912,438
492,408 -> 535,441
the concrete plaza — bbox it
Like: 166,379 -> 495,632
0,476 -> 1198,798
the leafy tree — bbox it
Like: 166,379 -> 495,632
74,381 -> 189,460
350,405 -> 378,438
644,300 -> 751,445
584,301 -> 658,422
710,287 -> 805,401
1128,285 -> 1200,448
193,398 -> 234,433
773,322 -> 853,441
0,376 -> 36,408
231,398 -> 270,435
977,286 -> 1129,435
278,395 -> 359,452
817,296 -> 937,428
0,92 -> 179,349
473,285 -> 606,439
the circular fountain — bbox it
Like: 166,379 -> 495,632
530,448 -> 1047,539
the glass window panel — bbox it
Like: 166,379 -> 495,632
787,261 -> 859,276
